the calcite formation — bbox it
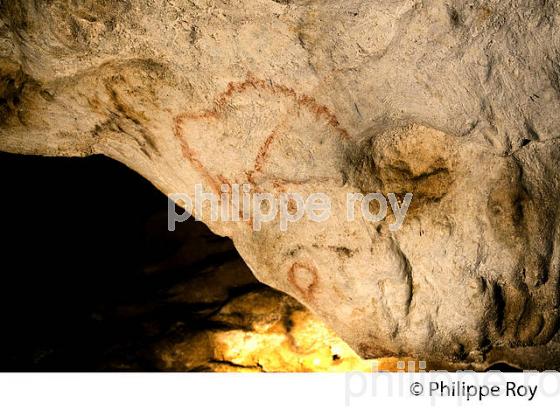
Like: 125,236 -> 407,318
1,0 -> 560,369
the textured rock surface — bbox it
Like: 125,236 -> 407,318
1,0 -> 560,368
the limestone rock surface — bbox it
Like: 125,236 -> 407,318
2,0 -> 560,368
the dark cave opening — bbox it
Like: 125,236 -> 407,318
0,152 -> 177,370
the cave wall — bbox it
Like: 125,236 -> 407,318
1,0 -> 560,368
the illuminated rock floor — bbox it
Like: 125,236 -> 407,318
157,288 -> 363,372
156,285 -> 385,372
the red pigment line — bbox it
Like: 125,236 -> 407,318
173,75 -> 350,196
288,261 -> 319,300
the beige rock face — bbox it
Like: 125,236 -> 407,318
1,0 -> 560,368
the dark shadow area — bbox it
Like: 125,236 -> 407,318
0,152 -> 245,371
